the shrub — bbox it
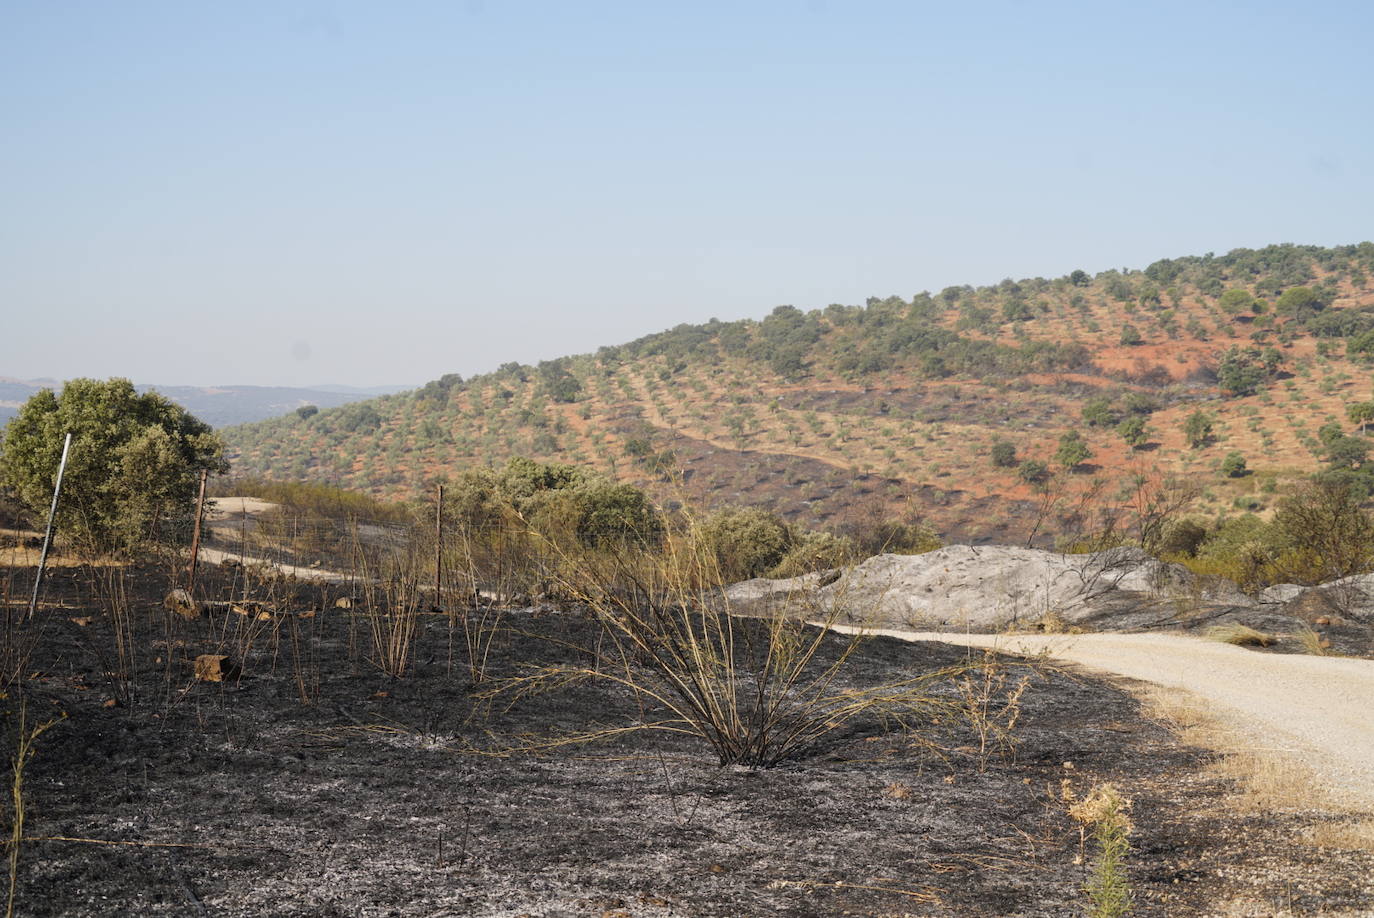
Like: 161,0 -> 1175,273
1183,411 -> 1214,449
1205,623 -> 1275,647
839,519 -> 942,558
1018,460 -> 1050,485
1054,430 -> 1093,471
990,439 -> 1018,468
479,521 -> 970,767
1081,398 -> 1118,428
1156,519 -> 1208,557
1220,452 -> 1248,477
1069,784 -> 1133,918
698,507 -> 792,581
1216,348 -> 1266,396
1116,416 -> 1149,449
1271,479 -> 1374,583
769,530 -> 857,578
1218,288 -> 1254,314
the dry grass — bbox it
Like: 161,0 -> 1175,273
954,651 -> 1032,771
1204,623 -> 1276,647
5,702 -> 64,918
1292,626 -> 1332,656
1142,686 -> 1374,854
479,524 -> 972,767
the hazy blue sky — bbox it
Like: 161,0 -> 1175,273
3,1 -> 1372,388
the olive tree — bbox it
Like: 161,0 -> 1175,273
1054,429 -> 1093,471
0,378 -> 227,554
1347,400 -> 1374,434
1183,410 -> 1214,449
1116,416 -> 1150,449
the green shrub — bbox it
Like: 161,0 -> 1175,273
1018,459 -> 1050,485
1220,452 -> 1247,477
698,507 -> 793,581
769,530 -> 856,579
990,439 -> 1018,468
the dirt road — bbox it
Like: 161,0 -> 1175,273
832,626 -> 1374,812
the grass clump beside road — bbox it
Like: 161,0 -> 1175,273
1205,623 -> 1276,647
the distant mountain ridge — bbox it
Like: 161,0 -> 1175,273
0,378 -> 415,428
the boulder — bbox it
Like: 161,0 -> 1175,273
1258,583 -> 1306,604
722,569 -> 838,617
727,544 -> 1249,632
1280,575 -> 1374,624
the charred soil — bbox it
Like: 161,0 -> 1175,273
6,563 -> 1374,916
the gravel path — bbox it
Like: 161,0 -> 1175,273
197,547 -> 355,582
831,626 -> 1374,812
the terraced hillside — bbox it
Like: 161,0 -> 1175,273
224,243 -> 1374,543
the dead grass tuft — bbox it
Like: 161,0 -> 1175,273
1292,626 -> 1331,656
1204,623 -> 1275,647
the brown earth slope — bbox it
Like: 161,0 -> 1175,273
223,243 -> 1374,543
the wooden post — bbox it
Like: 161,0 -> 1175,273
434,483 -> 444,611
186,468 -> 209,594
27,432 -> 72,621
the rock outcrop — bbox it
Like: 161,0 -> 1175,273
1278,574 -> 1374,624
726,544 -> 1251,632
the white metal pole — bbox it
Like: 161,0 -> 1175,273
27,431 -> 72,621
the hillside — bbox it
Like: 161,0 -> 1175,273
223,243 -> 1374,543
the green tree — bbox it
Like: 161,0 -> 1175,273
1350,329 -> 1374,356
1081,397 -> 1118,428
1347,401 -> 1374,434
295,404 -> 319,420
1325,435 -> 1370,470
1318,421 -> 1346,448
1183,411 -> 1214,449
1220,451 -> 1248,477
0,378 -> 227,554
1118,324 -> 1144,346
1117,415 -> 1150,449
1054,429 -> 1093,471
1217,288 -> 1254,315
1274,285 -> 1329,319
1216,347 -> 1266,396
1017,459 -> 1050,486
990,439 -> 1018,468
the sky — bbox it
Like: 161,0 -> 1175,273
3,1 -> 1373,389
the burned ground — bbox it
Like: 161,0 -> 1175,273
5,563 -> 1374,916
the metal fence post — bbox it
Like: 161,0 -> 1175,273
27,432 -> 72,621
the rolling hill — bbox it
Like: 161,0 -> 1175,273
222,242 -> 1374,544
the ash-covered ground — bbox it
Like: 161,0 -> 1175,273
6,563 -> 1373,917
